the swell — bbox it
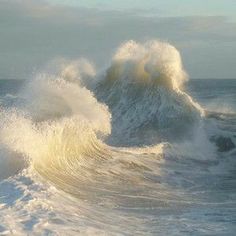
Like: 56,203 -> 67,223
96,40 -> 204,146
0,60 -> 111,183
0,39 -> 230,191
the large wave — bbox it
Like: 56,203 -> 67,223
96,40 -> 204,145
0,40 -> 235,236
0,40 -> 215,189
0,59 -> 111,184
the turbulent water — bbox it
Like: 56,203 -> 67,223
0,40 -> 235,236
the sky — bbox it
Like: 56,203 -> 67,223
48,0 -> 236,19
0,0 -> 236,79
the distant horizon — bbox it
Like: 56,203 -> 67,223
1,77 -> 236,81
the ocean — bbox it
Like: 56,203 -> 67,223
0,41 -> 235,235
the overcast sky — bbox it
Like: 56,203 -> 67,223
48,0 -> 236,19
0,0 -> 236,79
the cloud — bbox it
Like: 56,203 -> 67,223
0,0 -> 236,79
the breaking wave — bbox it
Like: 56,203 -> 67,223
0,39 -> 232,193
1,40 -> 236,235
96,40 -> 204,145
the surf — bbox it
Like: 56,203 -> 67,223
0,39 -> 234,195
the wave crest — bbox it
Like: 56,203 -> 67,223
109,40 -> 188,90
